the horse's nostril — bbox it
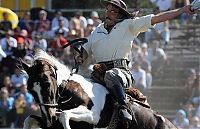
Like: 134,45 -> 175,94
51,115 -> 57,124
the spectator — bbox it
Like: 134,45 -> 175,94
190,72 -> 200,101
0,12 -> 12,31
184,68 -> 197,101
84,19 -> 95,37
69,10 -> 87,38
0,29 -> 17,57
18,29 -> 33,55
173,109 -> 190,129
136,53 -> 152,89
130,61 -> 147,93
75,10 -> 87,29
196,105 -> 200,118
32,32 -> 47,51
0,87 -> 14,110
145,7 -> 170,47
13,93 -> 27,128
11,67 -> 27,91
51,10 -> 69,31
0,88 -> 14,127
1,75 -> 15,96
0,44 -> 6,62
128,41 -> 142,64
13,37 -> 27,58
50,29 -> 68,57
51,19 -> 69,38
13,84 -> 33,106
0,29 -> 17,74
18,11 -> 34,34
189,116 -> 200,129
33,10 -> 50,35
140,42 -> 149,60
147,40 -> 167,77
183,101 -> 196,121
90,11 -> 102,27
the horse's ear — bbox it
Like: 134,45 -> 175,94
19,58 -> 31,74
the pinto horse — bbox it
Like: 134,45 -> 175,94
21,49 -> 177,129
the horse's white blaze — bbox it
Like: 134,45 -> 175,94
34,49 -> 109,126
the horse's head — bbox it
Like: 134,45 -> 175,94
21,59 -> 58,127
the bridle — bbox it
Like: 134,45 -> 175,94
35,60 -> 59,108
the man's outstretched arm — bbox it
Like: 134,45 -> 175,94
151,5 -> 195,25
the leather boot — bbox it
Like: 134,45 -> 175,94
110,85 -> 132,127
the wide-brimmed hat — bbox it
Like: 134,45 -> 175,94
101,0 -> 138,18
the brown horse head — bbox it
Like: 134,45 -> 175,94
21,59 -> 58,127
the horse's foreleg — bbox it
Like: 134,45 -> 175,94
59,105 -> 96,129
23,115 -> 41,129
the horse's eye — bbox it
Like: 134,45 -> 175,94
50,73 -> 55,78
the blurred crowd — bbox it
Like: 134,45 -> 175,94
0,0 -> 199,128
0,9 -> 102,128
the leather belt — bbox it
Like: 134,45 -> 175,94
99,59 -> 128,70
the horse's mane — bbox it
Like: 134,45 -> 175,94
34,49 -> 71,85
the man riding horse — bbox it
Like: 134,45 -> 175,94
75,0 -> 196,128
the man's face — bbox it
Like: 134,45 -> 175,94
104,4 -> 120,27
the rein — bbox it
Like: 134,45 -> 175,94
38,103 -> 59,107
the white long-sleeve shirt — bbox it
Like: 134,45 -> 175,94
83,14 -> 154,63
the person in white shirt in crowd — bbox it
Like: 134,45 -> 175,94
189,116 -> 200,129
140,42 -> 149,60
32,32 -> 47,51
0,30 -> 17,57
130,61 -> 147,92
136,52 -> 152,89
0,45 -> 6,62
90,11 -> 102,27
147,40 -> 167,76
156,0 -> 173,11
11,67 -> 27,91
51,19 -> 69,38
51,10 -> 69,30
145,7 -> 170,48
0,29 -> 18,73
84,19 -> 96,37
